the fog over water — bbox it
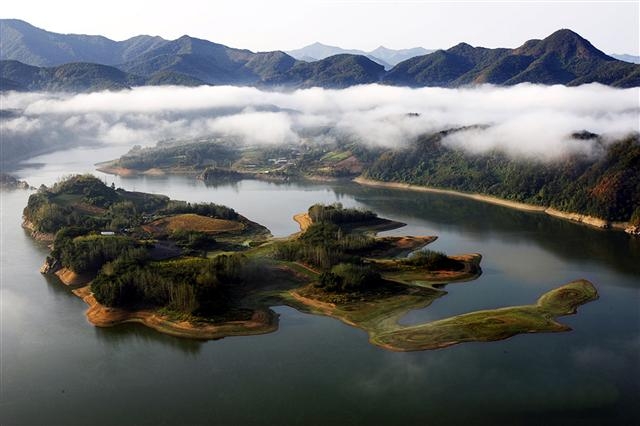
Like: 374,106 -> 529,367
1,83 -> 638,160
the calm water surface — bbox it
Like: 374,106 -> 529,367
1,146 -> 639,425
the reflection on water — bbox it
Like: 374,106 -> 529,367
1,146 -> 638,425
94,325 -> 204,356
346,185 -> 640,278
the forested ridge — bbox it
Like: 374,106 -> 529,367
365,132 -> 640,223
3,21 -> 639,90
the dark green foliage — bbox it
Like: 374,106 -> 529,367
53,226 -> 92,246
51,174 -> 119,208
274,210 -> 377,270
23,192 -> 69,233
199,167 -> 243,181
56,234 -> 138,274
118,190 -> 169,214
317,263 -> 382,292
91,254 -> 248,314
366,132 -> 640,222
23,175 -> 169,233
403,250 -> 464,271
25,174 -> 262,316
161,201 -> 239,220
91,249 -> 163,308
308,203 -> 377,224
107,201 -> 140,230
170,229 -> 217,250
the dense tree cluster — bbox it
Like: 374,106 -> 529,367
365,133 -> 640,222
161,200 -> 240,221
25,174 -> 267,317
402,250 -> 464,271
275,203 -> 470,294
317,263 -> 382,292
54,234 -> 139,274
169,229 -> 217,252
308,203 -> 377,224
24,191 -> 109,233
23,175 -> 170,233
50,174 -> 119,208
92,254 -> 249,314
274,221 -> 375,269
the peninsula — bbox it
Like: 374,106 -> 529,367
25,175 -> 598,351
97,131 -> 640,233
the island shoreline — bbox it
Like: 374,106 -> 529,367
71,286 -> 280,340
353,176 -> 631,232
93,164 -> 634,233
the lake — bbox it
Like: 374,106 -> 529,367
1,145 -> 639,425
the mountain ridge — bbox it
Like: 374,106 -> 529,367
0,19 -> 168,66
383,29 -> 638,87
1,21 -> 638,91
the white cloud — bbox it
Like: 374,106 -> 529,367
1,83 -> 638,161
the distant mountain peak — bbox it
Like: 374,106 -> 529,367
518,28 -> 612,62
548,28 -> 583,39
1,21 -> 638,90
451,42 -> 473,49
305,41 -> 339,49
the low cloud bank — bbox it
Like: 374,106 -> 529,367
2,83 -> 638,161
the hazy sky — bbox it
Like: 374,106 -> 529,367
2,0 -> 639,54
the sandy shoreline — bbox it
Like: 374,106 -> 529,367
353,177 -> 630,231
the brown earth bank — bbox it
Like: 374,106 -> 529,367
353,177 -> 631,232
22,219 -> 55,243
94,165 -> 138,177
72,286 -> 279,339
293,213 -> 312,232
55,267 -> 92,286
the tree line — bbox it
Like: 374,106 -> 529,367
364,133 -> 640,222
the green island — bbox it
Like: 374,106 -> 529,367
25,175 -> 598,351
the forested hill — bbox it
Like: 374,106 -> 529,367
0,60 -> 205,92
383,29 -> 639,87
365,132 -> 640,224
